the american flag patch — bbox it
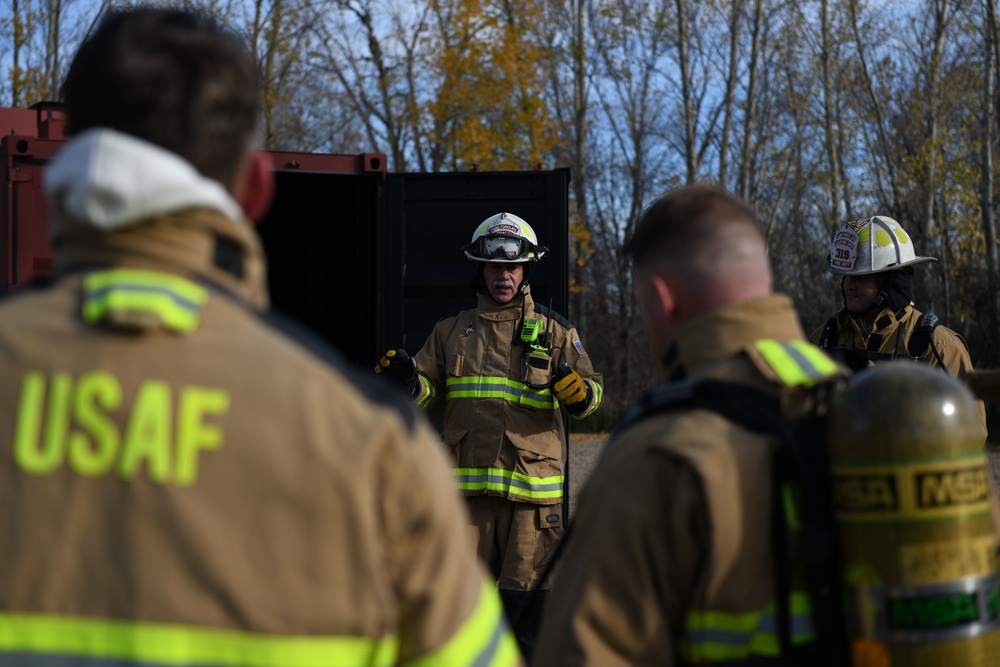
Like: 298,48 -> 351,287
574,340 -> 587,356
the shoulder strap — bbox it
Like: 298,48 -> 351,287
615,378 -> 782,438
823,312 -> 947,373
907,312 -> 948,370
818,315 -> 839,350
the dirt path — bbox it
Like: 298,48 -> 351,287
567,433 -> 607,518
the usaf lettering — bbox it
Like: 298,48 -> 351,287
11,370 -> 230,486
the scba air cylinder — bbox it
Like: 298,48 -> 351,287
828,362 -> 1000,666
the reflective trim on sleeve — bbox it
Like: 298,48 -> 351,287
453,467 -> 564,501
0,612 -> 398,666
754,339 -> 839,388
415,374 -> 436,408
679,593 -> 815,664
571,379 -> 603,420
782,483 -> 801,532
406,579 -> 521,667
82,268 -> 209,334
445,377 -> 557,410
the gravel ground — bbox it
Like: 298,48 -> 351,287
988,444 -> 1000,496
567,433 -> 607,518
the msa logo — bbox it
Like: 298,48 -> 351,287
891,592 -> 980,630
916,467 -> 990,508
833,474 -> 898,512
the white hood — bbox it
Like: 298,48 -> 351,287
44,128 -> 244,231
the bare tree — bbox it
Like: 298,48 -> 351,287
5,0 -> 46,106
241,0 -> 320,150
533,0 -> 593,331
984,0 -> 1000,341
674,0 -> 698,182
917,0 -> 955,246
582,0 -> 680,408
718,0 -> 744,189
845,0 -> 902,217
819,0 -> 841,223
43,0 -> 65,99
307,0 -> 427,169
737,0 -> 762,200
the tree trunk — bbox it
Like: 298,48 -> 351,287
719,0 -> 743,189
571,0 -> 589,333
820,0 -> 841,228
983,0 -> 1000,355
11,0 -> 24,106
920,0 -> 950,246
674,0 -> 697,182
848,0 -> 901,216
738,0 -> 761,200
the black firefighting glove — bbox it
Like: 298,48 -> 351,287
374,349 -> 419,395
550,363 -> 590,415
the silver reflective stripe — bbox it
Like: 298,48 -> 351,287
685,611 -> 815,647
777,341 -> 830,381
754,339 -> 838,388
680,593 -> 816,662
469,615 -> 505,667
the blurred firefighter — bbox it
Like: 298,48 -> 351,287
376,212 -> 603,660
0,7 -> 520,666
534,184 -> 843,665
809,215 -> 986,435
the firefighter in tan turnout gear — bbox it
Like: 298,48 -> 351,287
809,215 -> 986,435
0,8 -> 520,666
534,184 -> 843,665
376,212 -> 603,660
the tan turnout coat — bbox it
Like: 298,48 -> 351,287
0,208 -> 519,666
810,304 -> 986,436
414,287 -> 603,506
535,295 -> 838,666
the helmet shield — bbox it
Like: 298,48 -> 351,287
464,212 -> 548,263
828,216 -> 936,276
472,235 -> 533,261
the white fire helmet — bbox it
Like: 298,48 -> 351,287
828,216 -> 936,276
463,212 -> 548,263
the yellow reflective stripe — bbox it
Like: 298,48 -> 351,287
407,579 -> 520,667
679,593 -> 815,663
782,483 -> 801,531
445,376 -> 556,410
0,612 -> 398,666
84,269 -> 208,303
415,374 -> 436,408
573,379 -> 603,419
781,484 -> 802,532
454,467 -> 564,500
83,290 -> 201,333
754,339 -> 838,388
82,269 -> 209,334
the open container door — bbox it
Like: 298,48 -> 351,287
382,168 -> 571,356
256,151 -> 386,370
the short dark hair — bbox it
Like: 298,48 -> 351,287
623,184 -> 762,266
61,7 -> 260,186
